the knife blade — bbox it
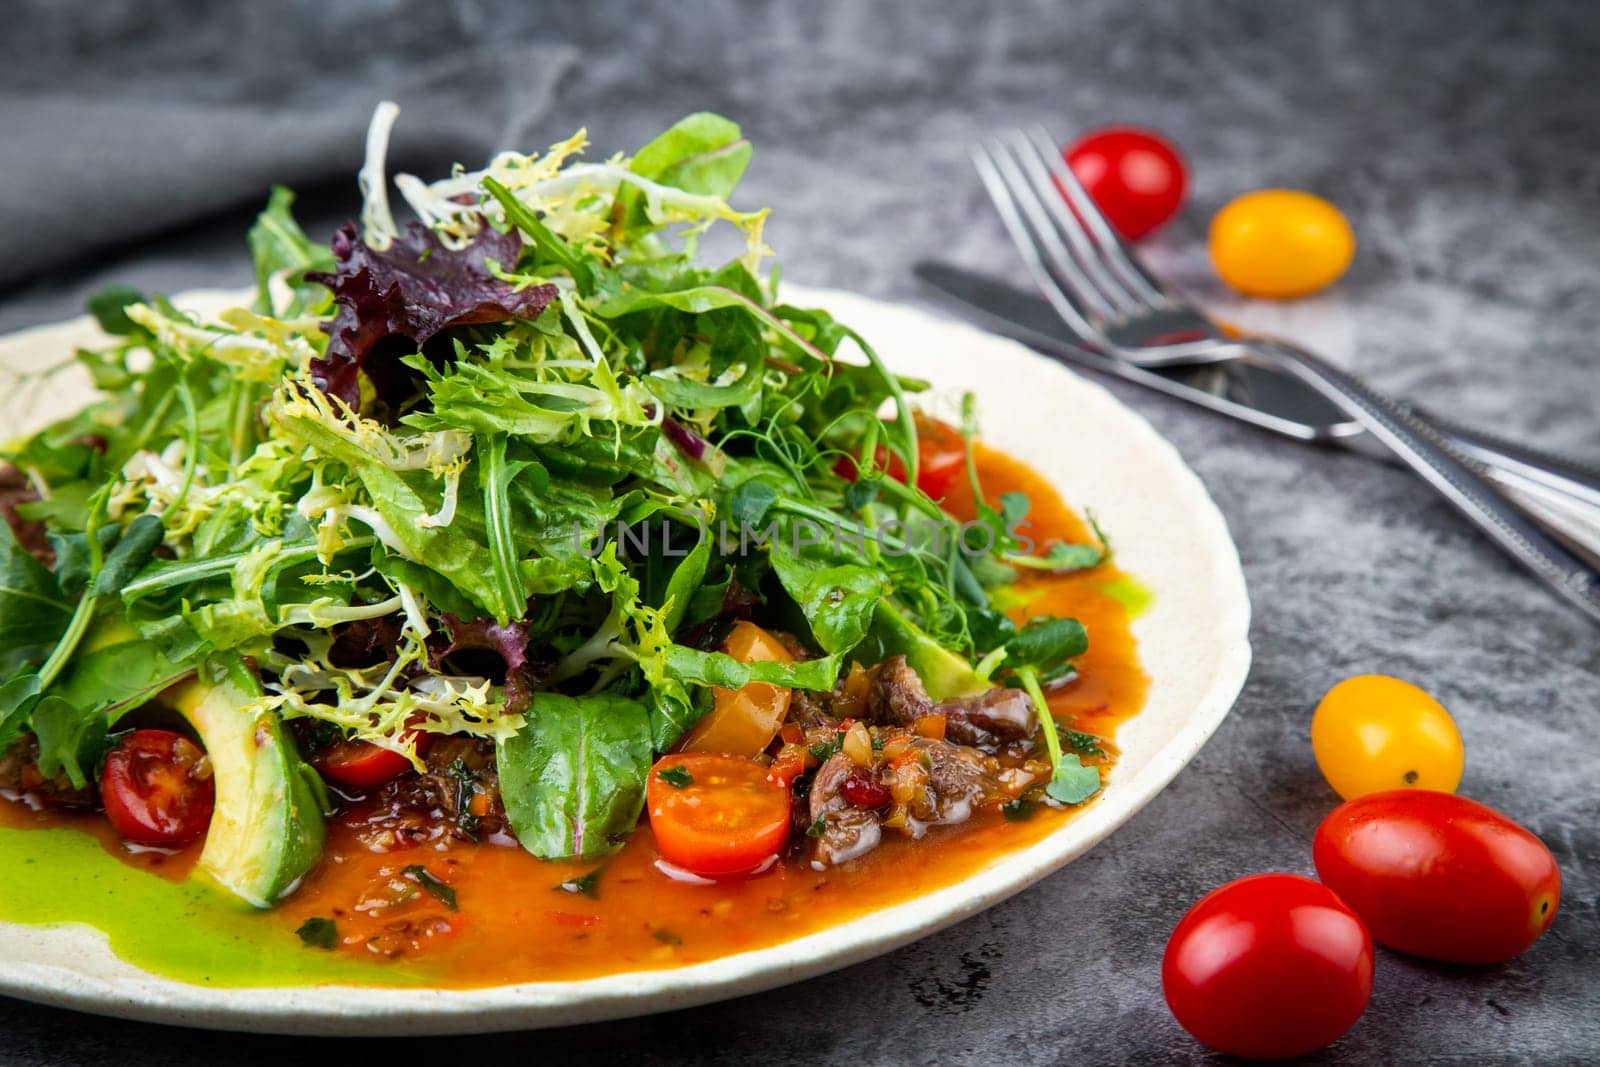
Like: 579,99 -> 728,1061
914,261 -> 1600,511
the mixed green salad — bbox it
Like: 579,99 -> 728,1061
0,106 -> 1105,908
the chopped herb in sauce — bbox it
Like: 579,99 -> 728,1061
1064,730 -> 1106,758
558,868 -> 604,899
1001,798 -> 1036,822
403,865 -> 459,911
658,765 -> 694,789
295,916 -> 338,949
809,735 -> 844,762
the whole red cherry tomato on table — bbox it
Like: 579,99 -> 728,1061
1314,789 -> 1561,964
1063,126 -> 1188,240
99,728 -> 216,846
1162,873 -> 1373,1060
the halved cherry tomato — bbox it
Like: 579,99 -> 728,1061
648,753 -> 791,878
1064,126 -> 1188,240
313,732 -> 431,791
1162,873 -> 1373,1060
1314,790 -> 1561,964
678,621 -> 793,758
833,416 -> 967,500
1312,674 -> 1463,799
99,729 -> 216,847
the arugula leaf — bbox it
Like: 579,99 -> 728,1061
483,177 -> 597,294
644,358 -> 763,411
659,534 -> 711,634
496,692 -> 653,861
247,186 -> 334,316
659,645 -> 839,692
89,514 -> 165,597
480,434 -> 531,618
0,521 -> 73,675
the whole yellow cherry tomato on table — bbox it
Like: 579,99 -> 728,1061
1310,674 -> 1464,799
1209,189 -> 1355,299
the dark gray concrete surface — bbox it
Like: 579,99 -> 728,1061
1,2 -> 1597,1063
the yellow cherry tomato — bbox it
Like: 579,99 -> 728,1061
1311,675 -> 1464,800
1209,189 -> 1355,299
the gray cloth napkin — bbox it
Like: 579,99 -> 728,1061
0,42 -> 576,288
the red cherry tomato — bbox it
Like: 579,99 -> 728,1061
1162,873 -> 1373,1060
1314,790 -> 1561,964
833,416 -> 967,500
1064,126 -> 1188,240
99,729 -> 216,847
648,752 -> 790,878
313,732 -> 431,791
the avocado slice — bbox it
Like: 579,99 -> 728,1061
857,600 -> 990,701
166,655 -> 326,908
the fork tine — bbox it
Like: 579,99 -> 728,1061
1003,130 -> 1144,317
1023,125 -> 1170,308
971,141 -> 1102,342
988,134 -> 1136,326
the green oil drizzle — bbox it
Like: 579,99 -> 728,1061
1100,575 -> 1154,619
0,826 -> 420,988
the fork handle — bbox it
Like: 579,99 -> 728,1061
1257,340 -> 1600,625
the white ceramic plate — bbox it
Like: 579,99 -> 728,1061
0,285 -> 1250,1034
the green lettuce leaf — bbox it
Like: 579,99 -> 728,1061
496,692 -> 653,861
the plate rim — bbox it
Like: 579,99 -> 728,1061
0,284 -> 1251,1034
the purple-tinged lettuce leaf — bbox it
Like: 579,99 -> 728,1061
429,614 -> 549,712
306,222 -> 558,408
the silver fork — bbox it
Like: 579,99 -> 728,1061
975,127 -> 1600,625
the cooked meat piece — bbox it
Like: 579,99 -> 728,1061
352,737 -> 511,851
807,751 -> 883,866
0,735 -> 96,811
862,655 -> 1036,751
0,463 -> 52,565
790,686 -> 835,729
941,686 -> 1038,749
864,655 -> 935,727
888,737 -> 1001,834
813,807 -> 882,866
